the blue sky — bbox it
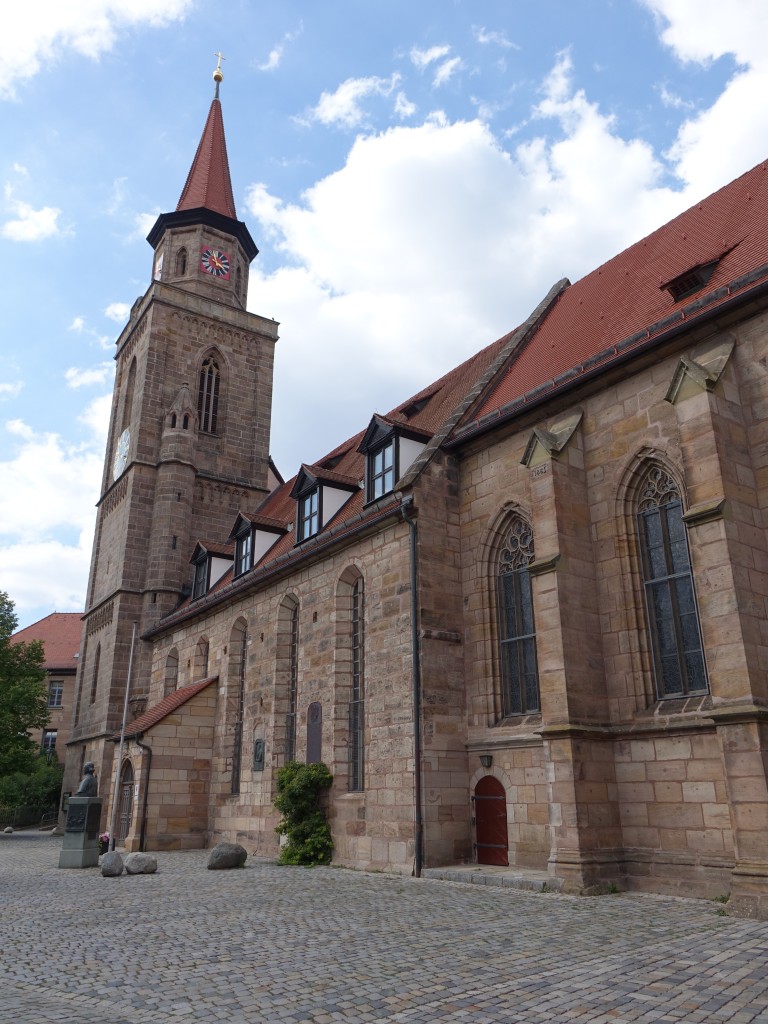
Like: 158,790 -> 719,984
2,0 -> 766,629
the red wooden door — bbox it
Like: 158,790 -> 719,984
474,776 -> 509,865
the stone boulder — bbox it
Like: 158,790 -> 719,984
3,826 -> 12,834
101,851 -> 124,877
124,852 -> 158,874
207,842 -> 247,870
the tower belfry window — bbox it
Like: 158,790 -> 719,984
176,247 -> 188,276
198,357 -> 220,434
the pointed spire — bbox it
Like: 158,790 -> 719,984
176,56 -> 237,220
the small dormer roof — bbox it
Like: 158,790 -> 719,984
357,414 -> 432,454
289,464 -> 359,499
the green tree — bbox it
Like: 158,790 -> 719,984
0,752 -> 64,808
0,592 -> 48,777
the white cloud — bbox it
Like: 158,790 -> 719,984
395,92 -> 417,119
308,74 -> 402,128
68,316 -> 85,333
658,84 -> 693,109
0,382 -> 23,399
410,45 -> 451,71
105,301 -> 130,322
433,57 -> 463,88
1,199 -> 62,241
642,0 -> 768,197
0,403 -> 109,617
134,210 -> 160,239
474,27 -> 518,50
0,0 -> 194,100
246,54 -> 695,471
65,363 -> 114,389
256,24 -> 303,72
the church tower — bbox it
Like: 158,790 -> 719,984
63,60 -> 279,808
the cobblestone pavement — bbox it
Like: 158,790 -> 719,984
2,832 -> 768,1024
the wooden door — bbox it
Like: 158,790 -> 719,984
474,775 -> 509,866
116,760 -> 134,843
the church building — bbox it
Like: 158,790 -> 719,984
63,64 -> 768,919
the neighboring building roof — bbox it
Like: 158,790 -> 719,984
11,612 -> 82,672
176,96 -> 237,220
456,159 -> 768,439
121,675 -> 218,739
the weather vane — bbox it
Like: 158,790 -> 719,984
213,51 -> 226,97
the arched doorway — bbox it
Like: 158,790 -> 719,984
116,760 -> 134,844
474,776 -> 509,865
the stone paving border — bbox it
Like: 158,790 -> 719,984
2,831 -> 768,1023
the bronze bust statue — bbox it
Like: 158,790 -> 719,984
75,762 -> 98,797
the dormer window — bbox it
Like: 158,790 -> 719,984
358,416 -> 430,504
299,489 -> 319,541
234,523 -> 253,577
228,512 -> 288,571
290,466 -> 359,544
190,541 -> 233,600
661,256 -> 724,303
370,439 -> 395,500
192,555 -> 208,600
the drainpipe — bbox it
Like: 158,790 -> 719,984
400,495 -> 423,878
134,734 -> 152,853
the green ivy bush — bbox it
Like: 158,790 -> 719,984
274,761 -> 333,866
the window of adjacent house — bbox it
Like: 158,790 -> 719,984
298,489 -> 319,541
48,681 -> 64,708
42,730 -> 57,759
197,356 -> 220,434
637,466 -> 708,698
192,557 -> 208,599
369,440 -> 395,500
235,528 -> 253,577
497,517 -> 540,716
348,577 -> 365,791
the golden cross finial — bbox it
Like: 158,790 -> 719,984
212,51 -> 226,97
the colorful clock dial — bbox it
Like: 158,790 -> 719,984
200,247 -> 231,279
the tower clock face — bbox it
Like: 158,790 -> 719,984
200,246 -> 231,279
112,427 -> 130,481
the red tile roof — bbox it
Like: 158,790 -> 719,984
463,159 -> 768,431
121,675 -> 218,738
11,612 -> 81,671
176,98 -> 237,220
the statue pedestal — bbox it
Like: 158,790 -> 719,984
58,797 -> 102,869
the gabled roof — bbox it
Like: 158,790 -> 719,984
289,463 -> 360,499
456,159 -> 768,439
190,539 -> 234,563
357,413 -> 432,453
11,612 -> 82,671
176,97 -> 237,220
121,676 -> 218,739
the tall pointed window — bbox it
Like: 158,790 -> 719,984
637,466 -> 708,697
348,577 -> 365,791
175,247 -> 188,276
90,643 -> 101,705
286,603 -> 299,761
197,356 -> 220,434
228,620 -> 247,795
497,517 -> 539,716
164,648 -> 179,697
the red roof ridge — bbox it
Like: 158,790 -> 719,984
176,97 -> 237,219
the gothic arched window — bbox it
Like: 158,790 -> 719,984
175,247 -> 188,276
497,516 -> 539,716
164,648 -> 179,697
197,356 -> 220,434
637,466 -> 708,698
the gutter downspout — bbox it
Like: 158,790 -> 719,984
400,496 -> 423,878
134,734 -> 152,853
